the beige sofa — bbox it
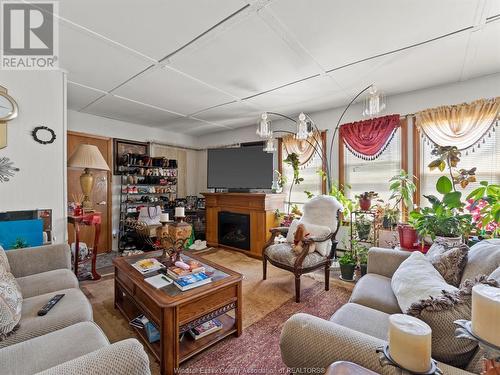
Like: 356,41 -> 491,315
0,244 -> 150,375
280,244 -> 500,375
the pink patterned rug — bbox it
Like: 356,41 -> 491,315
182,282 -> 351,373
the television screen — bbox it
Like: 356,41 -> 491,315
207,146 -> 273,189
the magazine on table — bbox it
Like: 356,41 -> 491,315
132,258 -> 165,274
174,272 -> 212,291
189,318 -> 222,340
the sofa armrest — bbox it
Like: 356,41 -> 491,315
36,339 -> 151,375
6,243 -> 71,278
366,247 -> 411,278
280,313 -> 473,375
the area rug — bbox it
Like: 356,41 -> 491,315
80,249 -> 350,374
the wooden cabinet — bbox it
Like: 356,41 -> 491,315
202,193 -> 285,258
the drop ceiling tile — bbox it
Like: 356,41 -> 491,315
59,22 -> 152,91
194,101 -> 262,123
188,124 -> 232,136
269,0 -> 478,69
330,32 -> 470,99
59,0 -> 247,60
67,82 -> 104,111
461,21 -> 500,80
83,95 -> 181,126
113,66 -> 235,115
169,12 -> 320,97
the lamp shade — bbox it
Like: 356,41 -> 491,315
68,144 -> 110,171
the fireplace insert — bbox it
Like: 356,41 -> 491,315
218,211 -> 250,251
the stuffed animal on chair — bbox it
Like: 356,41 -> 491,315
291,223 -> 315,255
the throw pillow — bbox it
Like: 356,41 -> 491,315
0,269 -> 22,340
391,251 -> 458,313
407,275 -> 498,369
429,244 -> 468,287
286,219 -> 332,257
0,246 -> 10,274
461,239 -> 500,286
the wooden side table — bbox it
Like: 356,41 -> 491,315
68,212 -> 101,280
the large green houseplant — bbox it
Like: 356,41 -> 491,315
409,146 -> 472,243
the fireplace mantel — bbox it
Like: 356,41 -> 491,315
202,193 -> 285,258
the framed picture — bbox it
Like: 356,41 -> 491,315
113,138 -> 150,175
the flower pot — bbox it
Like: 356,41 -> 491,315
356,222 -> 371,241
359,197 -> 371,211
340,263 -> 355,281
434,236 -> 462,247
382,216 -> 396,229
360,264 -> 367,277
398,224 -> 418,250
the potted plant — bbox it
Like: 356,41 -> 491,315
339,250 -> 356,281
355,242 -> 369,276
382,206 -> 400,229
387,170 -> 417,249
409,146 -> 473,246
466,181 -> 500,238
356,191 -> 378,211
355,214 -> 372,241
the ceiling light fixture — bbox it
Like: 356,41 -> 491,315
256,112 -> 272,138
362,85 -> 386,117
263,133 -> 277,153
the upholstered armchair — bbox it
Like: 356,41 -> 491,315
262,195 -> 343,302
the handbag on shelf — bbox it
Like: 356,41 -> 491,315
137,205 -> 162,226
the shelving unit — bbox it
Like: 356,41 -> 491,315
118,162 -> 178,251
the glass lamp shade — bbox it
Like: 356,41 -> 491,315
295,112 -> 311,140
263,135 -> 276,153
362,86 -> 386,117
257,112 -> 272,139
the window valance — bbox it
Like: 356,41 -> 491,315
282,131 -> 322,169
339,114 -> 401,160
415,97 -> 500,152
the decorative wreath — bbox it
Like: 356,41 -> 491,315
32,126 -> 56,145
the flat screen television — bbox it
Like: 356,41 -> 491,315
207,145 -> 273,190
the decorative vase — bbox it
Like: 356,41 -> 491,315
434,235 -> 462,247
340,263 -> 355,281
359,197 -> 371,211
398,224 -> 418,250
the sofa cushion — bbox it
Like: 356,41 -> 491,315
0,245 -> 10,273
349,274 -> 401,314
429,244 -> 468,287
407,276 -> 498,369
16,269 -> 79,299
0,321 -> 109,375
330,303 -> 390,340
461,239 -> 500,286
265,243 -> 325,268
0,288 -> 92,348
0,269 -> 22,340
391,252 -> 457,313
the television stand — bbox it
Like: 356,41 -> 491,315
227,188 -> 250,193
202,192 -> 285,258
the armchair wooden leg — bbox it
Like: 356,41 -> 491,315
294,274 -> 301,303
263,256 -> 267,280
325,264 -> 330,291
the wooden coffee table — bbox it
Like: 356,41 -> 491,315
113,251 -> 243,375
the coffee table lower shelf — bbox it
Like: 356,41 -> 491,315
115,278 -> 240,369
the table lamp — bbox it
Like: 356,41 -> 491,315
68,144 -> 110,210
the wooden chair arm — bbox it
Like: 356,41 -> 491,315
262,227 -> 290,257
303,232 -> 334,244
269,227 -> 290,235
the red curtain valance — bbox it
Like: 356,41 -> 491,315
339,114 -> 400,160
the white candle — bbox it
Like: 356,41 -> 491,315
175,207 -> 185,217
159,213 -> 169,222
388,314 -> 432,373
472,284 -> 500,347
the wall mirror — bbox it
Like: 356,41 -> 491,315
0,86 -> 19,149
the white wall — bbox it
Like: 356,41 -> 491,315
0,70 -> 67,244
68,110 -> 201,250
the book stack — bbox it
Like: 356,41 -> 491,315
167,259 -> 205,279
164,259 -> 212,291
173,272 -> 212,291
132,258 -> 165,274
189,319 -> 222,340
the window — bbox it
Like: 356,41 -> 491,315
279,136 -> 325,211
343,129 -> 403,202
419,129 -> 500,203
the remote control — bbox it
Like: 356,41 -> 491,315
37,294 -> 64,316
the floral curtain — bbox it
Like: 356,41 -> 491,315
282,131 -> 322,168
415,97 -> 500,151
339,114 -> 401,160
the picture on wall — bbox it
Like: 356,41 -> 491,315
113,138 -> 150,175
